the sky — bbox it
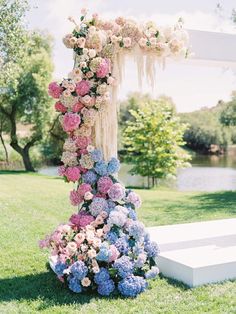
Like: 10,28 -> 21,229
27,0 -> 236,112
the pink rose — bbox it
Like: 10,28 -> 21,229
48,82 -> 62,99
96,59 -> 110,78
62,112 -> 81,132
54,101 -> 67,113
76,80 -> 90,96
72,102 -> 84,113
65,166 -> 81,182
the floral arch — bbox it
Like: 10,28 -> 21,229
41,10 -> 189,297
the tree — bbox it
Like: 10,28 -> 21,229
180,102 -> 232,153
0,0 -> 54,171
220,95 -> 236,126
122,100 -> 190,188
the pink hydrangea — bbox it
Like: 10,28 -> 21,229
78,165 -> 87,174
48,82 -> 62,98
58,165 -> 66,176
109,244 -> 120,262
79,149 -> 88,155
72,102 -> 84,113
65,166 -> 81,182
62,112 -> 81,132
97,176 -> 113,194
96,58 -> 110,78
76,136 -> 91,149
77,183 -> 92,197
108,183 -> 126,201
126,191 -> 142,208
75,80 -> 90,96
70,189 -> 83,206
70,211 -> 95,228
54,101 -> 67,113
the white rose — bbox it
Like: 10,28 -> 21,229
84,191 -> 94,200
88,49 -> 96,58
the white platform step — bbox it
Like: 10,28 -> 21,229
147,218 -> 236,287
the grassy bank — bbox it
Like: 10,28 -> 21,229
0,172 -> 236,314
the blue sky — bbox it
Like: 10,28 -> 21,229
27,0 -> 236,112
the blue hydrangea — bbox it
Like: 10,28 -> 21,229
97,279 -> 115,296
128,221 -> 145,240
118,275 -> 148,297
135,253 -> 147,268
68,276 -> 82,293
133,243 -> 145,256
89,197 -> 108,217
54,262 -> 67,276
96,242 -> 112,262
114,256 -> 134,278
145,266 -> 160,279
82,170 -> 98,184
94,161 -> 108,176
106,200 -> 116,213
70,261 -> 88,280
105,231 -> 119,244
128,208 -> 137,220
144,232 -> 150,243
94,267 -> 110,285
90,149 -> 103,162
115,236 -> 129,254
144,241 -> 160,258
107,157 -> 120,174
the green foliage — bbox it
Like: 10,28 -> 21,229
122,100 -> 190,187
40,117 -> 66,164
220,96 -> 236,126
0,0 -> 54,171
180,101 -> 232,153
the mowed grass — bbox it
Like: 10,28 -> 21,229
0,172 -> 236,314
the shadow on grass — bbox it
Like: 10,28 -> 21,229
0,270 -> 99,309
159,273 -> 190,291
0,269 -> 190,309
191,191 -> 236,214
0,170 -> 28,175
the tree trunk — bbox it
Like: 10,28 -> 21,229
21,148 -> 35,172
0,132 -> 9,164
5,104 -> 37,172
0,116 -> 9,164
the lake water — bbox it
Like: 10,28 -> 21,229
39,150 -> 236,192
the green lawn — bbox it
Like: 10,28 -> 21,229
0,172 -> 236,314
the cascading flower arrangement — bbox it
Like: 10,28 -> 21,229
40,9 -> 189,297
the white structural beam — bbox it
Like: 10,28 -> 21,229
187,29 -> 236,68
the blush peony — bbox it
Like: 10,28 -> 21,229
96,58 -> 110,78
62,112 -> 81,132
54,101 -> 67,113
48,82 -> 62,99
76,80 -> 90,96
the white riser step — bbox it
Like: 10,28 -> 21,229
147,218 -> 236,287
